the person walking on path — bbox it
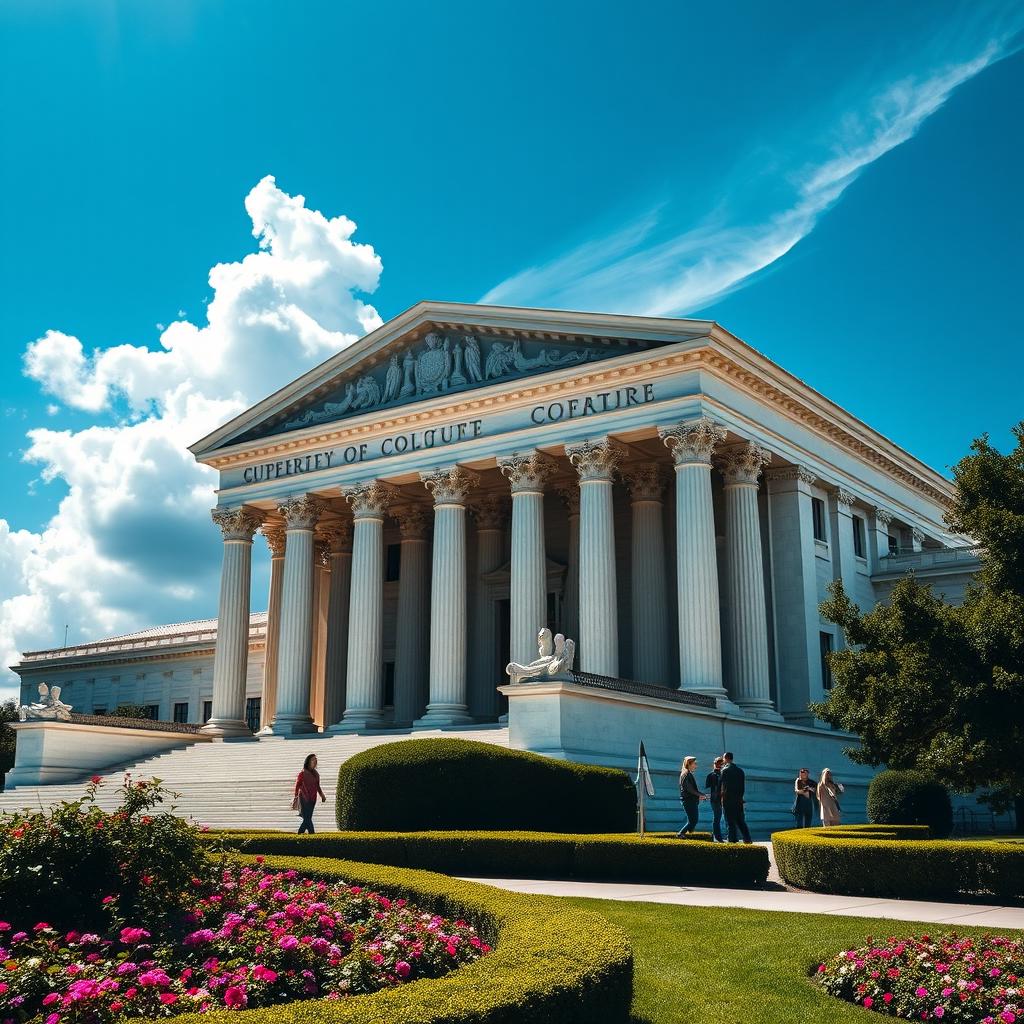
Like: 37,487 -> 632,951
676,756 -> 707,837
793,767 -> 816,828
292,753 -> 327,835
719,751 -> 752,844
705,756 -> 725,842
817,767 -> 844,826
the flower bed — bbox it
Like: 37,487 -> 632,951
816,933 -> 1024,1023
0,860 -> 488,1023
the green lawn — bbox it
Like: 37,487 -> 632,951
564,897 -> 1020,1024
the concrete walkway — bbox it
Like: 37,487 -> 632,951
461,877 -> 1024,929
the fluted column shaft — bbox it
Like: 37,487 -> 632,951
321,522 -> 352,729
470,496 -> 506,719
392,507 -> 430,726
499,452 -> 554,670
270,495 -> 323,735
558,486 -> 581,645
337,481 -> 394,731
660,418 -> 728,698
416,466 -> 479,727
567,438 -> 620,677
204,507 -> 261,736
259,526 -> 286,730
625,465 -> 670,685
722,442 -> 781,719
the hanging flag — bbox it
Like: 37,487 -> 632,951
638,740 -> 655,797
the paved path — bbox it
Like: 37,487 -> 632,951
461,877 -> 1024,928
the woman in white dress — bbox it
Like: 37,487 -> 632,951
817,767 -> 845,826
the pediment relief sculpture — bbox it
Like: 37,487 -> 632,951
242,329 -> 660,442
506,627 -> 576,685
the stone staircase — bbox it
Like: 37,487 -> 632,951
0,726 -> 510,831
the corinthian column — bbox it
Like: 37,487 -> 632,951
391,505 -> 430,726
659,417 -> 728,699
721,442 -> 782,720
566,437 -> 621,677
320,520 -> 352,729
416,465 -> 480,728
470,495 -> 507,718
498,451 -> 555,672
268,495 -> 323,734
335,481 -> 395,731
204,507 -> 261,736
556,484 -> 581,644
258,523 -> 286,730
623,463 -> 670,685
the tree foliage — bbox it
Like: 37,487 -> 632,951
0,698 -> 18,782
813,423 -> 1024,811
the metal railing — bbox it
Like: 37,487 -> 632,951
567,670 -> 718,708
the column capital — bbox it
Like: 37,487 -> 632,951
471,494 -> 508,530
556,482 -> 580,517
873,506 -> 894,526
836,487 -> 857,510
278,495 -> 325,530
659,417 -> 727,466
719,441 -> 772,487
343,481 -> 396,519
623,462 -> 668,502
211,507 -> 261,541
566,436 -> 623,482
912,527 -> 926,544
318,520 -> 353,554
393,504 -> 430,540
765,465 -> 817,487
421,465 -> 481,505
497,450 -> 556,493
260,523 -> 287,557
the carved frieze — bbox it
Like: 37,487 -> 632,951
257,329 -> 649,440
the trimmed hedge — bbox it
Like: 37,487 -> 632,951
772,825 -> 1024,901
867,769 -> 954,838
214,830 -> 769,887
336,738 -> 635,832
170,853 -> 634,1024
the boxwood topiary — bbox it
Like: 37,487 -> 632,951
867,769 -> 954,838
335,738 -> 636,832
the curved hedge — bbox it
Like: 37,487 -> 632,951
867,769 -> 954,838
214,829 -> 769,887
336,738 -> 635,832
772,825 -> 1024,901
168,853 -> 633,1024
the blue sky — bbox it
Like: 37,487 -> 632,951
0,0 -> 1022,693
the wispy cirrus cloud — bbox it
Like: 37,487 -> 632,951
483,29 -> 1023,316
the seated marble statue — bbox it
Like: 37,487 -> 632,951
18,683 -> 72,722
505,627 -> 576,684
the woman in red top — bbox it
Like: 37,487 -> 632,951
292,753 -> 326,834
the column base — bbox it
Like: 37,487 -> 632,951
736,700 -> 785,723
266,714 -> 318,736
413,704 -> 474,729
681,687 -> 743,715
329,709 -> 388,733
200,718 -> 254,738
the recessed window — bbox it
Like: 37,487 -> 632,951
173,702 -> 189,724
245,697 -> 261,733
852,514 -> 866,559
819,632 -> 834,690
811,497 -> 827,542
385,543 -> 402,582
887,534 -> 898,556
202,700 -> 213,724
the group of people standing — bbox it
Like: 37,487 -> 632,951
677,751 -> 753,843
678,756 -> 846,840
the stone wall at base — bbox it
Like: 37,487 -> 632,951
502,681 -> 877,838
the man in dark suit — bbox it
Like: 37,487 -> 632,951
719,751 -> 752,844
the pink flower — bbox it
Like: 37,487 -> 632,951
223,986 -> 247,1008
252,966 -> 277,983
999,1014 -> 1015,1024
395,961 -> 411,978
278,935 -> 299,951
45,1015 -> 59,1024
0,984 -> 7,996
119,927 -> 150,945
90,775 -> 102,784
916,987 -> 929,998
934,1009 -> 944,1019
863,997 -> 873,1008
42,993 -> 60,1006
883,993 -> 893,1004
159,993 -> 178,1005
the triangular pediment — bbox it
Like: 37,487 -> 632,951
191,301 -> 712,457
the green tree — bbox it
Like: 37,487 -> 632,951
1,698 -> 18,784
813,423 -> 1024,811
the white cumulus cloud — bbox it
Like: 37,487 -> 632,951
0,177 -> 383,699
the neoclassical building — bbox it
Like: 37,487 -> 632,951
164,301 -> 976,738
